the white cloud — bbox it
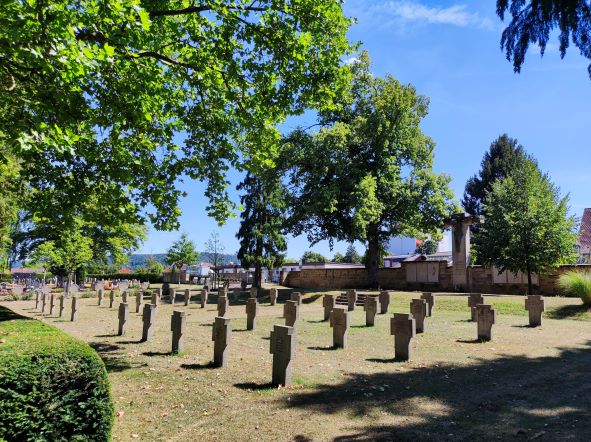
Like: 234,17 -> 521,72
349,1 -> 493,30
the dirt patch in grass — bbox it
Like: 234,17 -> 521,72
2,289 -> 590,441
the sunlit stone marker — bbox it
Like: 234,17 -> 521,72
59,295 -> 65,317
184,289 -> 191,306
109,290 -> 116,308
284,300 -> 300,328
141,304 -> 157,341
421,292 -> 435,316
118,302 -> 129,336
525,295 -> 545,327
212,316 -> 232,368
135,291 -> 142,313
410,299 -> 427,333
155,288 -> 163,303
217,294 -> 229,317
250,287 -> 258,298
246,298 -> 258,331
346,289 -> 357,311
70,297 -> 79,322
171,310 -> 186,353
379,291 -> 390,314
35,291 -> 40,310
269,288 -> 278,306
330,307 -> 349,348
97,288 -> 104,306
41,293 -> 47,313
200,288 -> 208,308
121,290 -> 129,304
476,304 -> 496,341
170,288 -> 177,305
322,294 -> 336,321
151,291 -> 159,306
290,291 -> 302,305
270,325 -> 295,386
468,293 -> 484,321
49,293 -> 55,315
390,313 -> 416,361
364,296 -> 379,326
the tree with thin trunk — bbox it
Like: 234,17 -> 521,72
477,160 -> 578,296
166,234 -> 199,285
281,52 -> 455,288
203,233 -> 225,289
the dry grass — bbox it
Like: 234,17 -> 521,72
3,287 -> 591,441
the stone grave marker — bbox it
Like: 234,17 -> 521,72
390,313 -> 416,361
379,291 -> 390,314
200,288 -> 208,308
217,294 -> 229,317
70,297 -> 79,322
212,316 -> 232,367
35,291 -> 40,310
233,288 -> 241,302
322,294 -> 335,321
135,291 -> 142,313
171,310 -> 186,353
346,289 -> 357,311
329,307 -> 349,348
410,299 -> 427,333
155,288 -> 163,303
421,292 -> 435,317
246,298 -> 259,330
49,293 -> 55,315
184,289 -> 191,306
41,293 -> 47,313
364,296 -> 379,326
151,291 -> 159,306
525,295 -> 545,327
141,281 -> 150,290
109,290 -> 116,308
270,325 -> 296,386
141,304 -> 157,341
284,300 -> 300,328
290,291 -> 302,305
249,287 -> 258,298
269,288 -> 278,306
476,304 -> 496,341
97,288 -> 104,306
118,302 -> 129,336
121,290 -> 129,304
59,295 -> 65,317
468,293 -> 484,321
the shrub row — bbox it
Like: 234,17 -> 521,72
0,307 -> 114,441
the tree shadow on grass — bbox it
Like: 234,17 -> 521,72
180,362 -> 216,370
282,341 -> 591,441
88,341 -> 145,373
234,382 -> 276,391
0,306 -> 32,322
143,351 -> 173,357
306,319 -> 327,324
456,339 -> 486,344
546,304 -> 591,320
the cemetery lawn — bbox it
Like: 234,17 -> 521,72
3,289 -> 591,441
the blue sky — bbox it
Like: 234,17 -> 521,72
137,1 -> 591,260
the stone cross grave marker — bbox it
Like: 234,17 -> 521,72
421,292 -> 435,317
379,291 -> 390,314
249,287 -> 258,298
217,294 -> 229,317
200,288 -> 208,308
141,281 -> 150,290
70,297 -> 79,322
390,313 -> 416,361
171,310 -> 186,354
290,291 -> 302,305
323,294 -> 335,321
410,299 -> 427,333
346,289 -> 357,311
233,288 -> 241,302
212,316 -> 232,368
270,325 -> 296,386
49,294 -> 55,315
151,291 -> 159,306
41,292 -> 47,313
476,304 -> 496,341
59,295 -> 65,317
98,288 -> 104,306
118,302 -> 129,336
141,304 -> 157,341
525,295 -> 545,327
135,291 -> 142,313
468,293 -> 484,321
269,288 -> 278,306
35,291 -> 40,309
330,307 -> 349,348
364,296 -> 379,326
184,289 -> 191,306
284,300 -> 300,328
122,290 -> 129,304
109,290 -> 116,308
246,298 -> 258,330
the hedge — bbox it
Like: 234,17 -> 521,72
86,272 -> 163,283
0,307 -> 114,441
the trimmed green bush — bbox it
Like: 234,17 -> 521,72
0,307 -> 114,441
557,270 -> 591,305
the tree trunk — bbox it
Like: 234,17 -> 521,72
526,260 -> 533,296
254,264 -> 262,290
366,223 -> 380,289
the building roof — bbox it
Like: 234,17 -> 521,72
580,208 -> 591,254
11,267 -> 44,274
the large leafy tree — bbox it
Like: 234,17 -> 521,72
301,251 -> 328,263
462,134 -> 529,217
236,171 -> 287,289
282,52 -> 456,288
166,233 -> 199,284
1,0 -> 353,229
477,160 -> 578,296
496,1 -> 591,77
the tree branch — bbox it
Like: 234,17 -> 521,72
149,5 -> 266,18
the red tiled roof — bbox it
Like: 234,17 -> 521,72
579,208 -> 591,253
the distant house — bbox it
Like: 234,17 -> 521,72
10,267 -> 44,279
577,208 -> 591,263
117,268 -> 133,274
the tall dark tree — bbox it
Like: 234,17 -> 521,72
462,134 -> 529,217
236,171 -> 287,290
497,1 -> 591,77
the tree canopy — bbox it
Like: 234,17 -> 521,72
282,52 -> 456,287
1,0 -> 353,231
301,251 -> 328,263
477,160 -> 578,295
497,0 -> 591,77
